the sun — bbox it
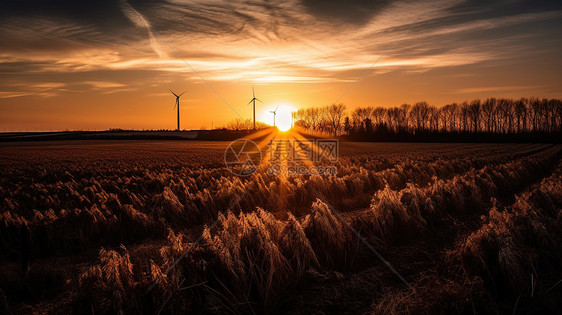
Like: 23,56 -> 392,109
276,106 -> 293,131
260,103 -> 295,132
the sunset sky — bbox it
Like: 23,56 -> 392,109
1,0 -> 561,131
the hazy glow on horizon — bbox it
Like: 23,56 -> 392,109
0,0 -> 561,131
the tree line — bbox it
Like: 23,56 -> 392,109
223,118 -> 270,130
291,97 -> 562,140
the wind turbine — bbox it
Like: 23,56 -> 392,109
247,86 -> 262,130
270,105 -> 279,127
169,89 -> 187,131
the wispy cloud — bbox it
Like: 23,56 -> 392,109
0,91 -> 59,98
80,81 -> 126,89
119,0 -> 166,58
453,85 -> 547,94
0,91 -> 33,99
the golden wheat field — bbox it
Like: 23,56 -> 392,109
1,140 -> 561,314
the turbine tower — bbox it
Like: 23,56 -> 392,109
169,89 -> 187,131
247,87 -> 262,130
270,105 -> 279,127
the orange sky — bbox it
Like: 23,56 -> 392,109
1,0 -> 561,131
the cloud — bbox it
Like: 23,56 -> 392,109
80,81 -> 126,89
32,83 -> 67,89
452,85 -> 547,94
119,0 -> 166,58
0,0 -> 561,97
0,91 -> 33,99
0,91 -> 59,98
300,0 -> 394,25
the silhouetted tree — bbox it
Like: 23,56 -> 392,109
326,103 -> 346,136
460,102 -> 470,133
372,107 -> 386,126
482,98 -> 496,133
410,101 -> 431,132
514,98 -> 528,133
343,117 -> 352,134
351,107 -> 371,132
364,117 -> 373,134
468,100 -> 481,132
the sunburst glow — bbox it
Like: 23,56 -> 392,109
276,105 -> 294,131
260,103 -> 295,132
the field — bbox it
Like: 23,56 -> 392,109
1,140 -> 561,314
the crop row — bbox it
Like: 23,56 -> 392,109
70,145 -> 561,313
458,161 -> 562,302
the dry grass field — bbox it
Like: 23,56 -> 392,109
1,140 -> 561,313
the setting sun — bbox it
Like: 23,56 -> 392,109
276,105 -> 294,131
259,103 -> 295,131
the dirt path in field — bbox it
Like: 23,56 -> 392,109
281,147 -> 562,314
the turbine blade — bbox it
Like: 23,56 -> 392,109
252,86 -> 255,98
179,90 -> 188,97
169,89 -> 178,97
256,98 -> 262,103
247,99 -> 253,105
275,105 -> 279,112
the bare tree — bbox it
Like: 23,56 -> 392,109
505,99 -> 515,133
399,104 -> 410,132
529,97 -> 541,132
460,102 -> 470,132
546,99 -> 558,133
468,99 -> 481,132
514,98 -> 528,133
438,106 -> 449,132
553,99 -> 562,133
372,107 -> 386,126
351,107 -> 372,131
428,106 -> 439,132
409,101 -> 430,132
387,106 -> 407,132
326,103 -> 346,136
447,105 -> 458,132
482,98 -> 496,133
